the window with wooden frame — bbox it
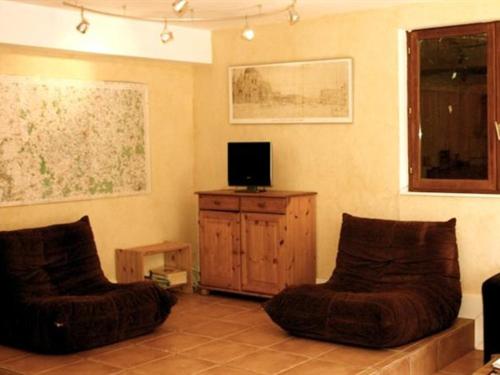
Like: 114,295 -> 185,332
408,22 -> 500,193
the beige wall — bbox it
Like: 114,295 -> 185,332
0,44 -> 197,280
194,0 -> 500,295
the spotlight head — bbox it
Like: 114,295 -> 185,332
76,8 -> 90,34
288,9 -> 300,25
76,19 -> 89,33
160,30 -> 174,43
242,27 -> 255,41
76,8 -> 89,34
288,2 -> 300,25
160,21 -> 174,43
241,17 -> 255,41
172,0 -> 188,15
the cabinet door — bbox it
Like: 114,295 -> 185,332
241,212 -> 287,295
199,210 -> 241,290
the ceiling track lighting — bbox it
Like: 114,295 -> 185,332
76,7 -> 89,34
241,16 -> 255,41
160,20 -> 174,43
63,0 -> 300,43
172,0 -> 189,16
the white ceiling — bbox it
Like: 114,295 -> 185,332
10,0 -> 436,29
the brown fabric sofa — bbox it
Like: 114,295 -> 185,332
265,213 -> 461,348
0,216 -> 177,353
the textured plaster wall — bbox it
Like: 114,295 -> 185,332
0,44 -> 197,281
194,0 -> 500,295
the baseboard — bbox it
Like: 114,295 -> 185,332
316,279 -> 483,349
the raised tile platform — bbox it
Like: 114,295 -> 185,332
0,292 -> 476,375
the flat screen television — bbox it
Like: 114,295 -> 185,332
228,142 -> 272,192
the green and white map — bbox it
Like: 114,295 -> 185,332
0,75 -> 149,206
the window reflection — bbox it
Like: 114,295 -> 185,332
419,33 -> 488,180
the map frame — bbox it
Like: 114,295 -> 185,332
0,74 -> 151,207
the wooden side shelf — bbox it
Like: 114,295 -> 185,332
115,241 -> 193,293
473,355 -> 500,374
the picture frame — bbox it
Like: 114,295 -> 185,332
229,58 -> 353,124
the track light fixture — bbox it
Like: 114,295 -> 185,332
172,0 -> 189,15
288,0 -> 300,25
160,20 -> 174,43
76,7 -> 89,34
241,16 -> 255,41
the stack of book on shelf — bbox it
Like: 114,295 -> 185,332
147,266 -> 187,289
492,358 -> 500,374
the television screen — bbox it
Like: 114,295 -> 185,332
228,142 -> 271,190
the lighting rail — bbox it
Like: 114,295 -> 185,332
63,1 -> 300,43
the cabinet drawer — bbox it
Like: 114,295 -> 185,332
241,197 -> 287,214
199,195 -> 239,211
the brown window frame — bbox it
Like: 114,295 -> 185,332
408,22 -> 499,194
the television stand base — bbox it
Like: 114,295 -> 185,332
234,186 -> 266,193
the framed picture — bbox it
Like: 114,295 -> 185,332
229,58 -> 353,124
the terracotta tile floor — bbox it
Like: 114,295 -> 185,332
0,292 -> 486,375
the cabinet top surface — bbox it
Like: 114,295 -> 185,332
196,189 -> 317,198
117,241 -> 191,254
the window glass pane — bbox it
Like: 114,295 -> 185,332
419,33 -> 488,180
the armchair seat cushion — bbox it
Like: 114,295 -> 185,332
267,284 -> 453,348
2,282 -> 174,353
0,217 -> 176,353
265,214 -> 461,348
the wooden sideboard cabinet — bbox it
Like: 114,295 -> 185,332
196,190 -> 316,297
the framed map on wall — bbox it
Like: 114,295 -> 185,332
0,75 -> 150,207
229,58 -> 353,124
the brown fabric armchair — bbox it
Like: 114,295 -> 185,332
265,213 -> 461,348
0,216 -> 176,354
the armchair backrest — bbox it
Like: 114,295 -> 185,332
329,213 -> 460,293
0,216 -> 108,299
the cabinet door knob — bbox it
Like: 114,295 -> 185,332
257,202 -> 266,208
213,200 -> 221,205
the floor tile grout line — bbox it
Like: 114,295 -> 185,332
190,362 -> 228,375
224,335 -> 291,350
0,365 -> 23,375
123,352 -> 219,374
85,356 -> 140,370
211,341 -> 340,367
225,363 -> 263,375
139,330 -> 216,345
317,348 -> 406,369
273,357 -> 318,375
136,339 -> 217,356
76,342 -> 140,359
181,321 -> 254,339
182,347 -> 261,366
0,353 -> 32,365
85,356 -> 135,370
175,303 -> 253,314
26,357 -> 85,375
178,338 -> 263,358
103,352 -> 174,373
85,345 -> 175,372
